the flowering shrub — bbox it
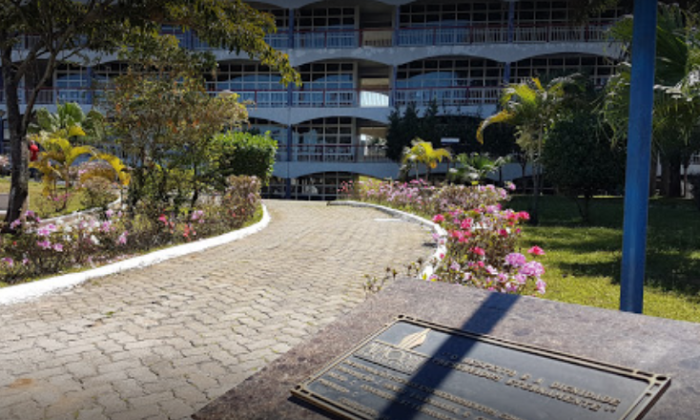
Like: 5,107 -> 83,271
351,180 -> 546,296
0,176 -> 262,285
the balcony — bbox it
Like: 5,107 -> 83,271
276,145 -> 391,163
2,87 -> 500,108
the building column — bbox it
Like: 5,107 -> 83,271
288,8 -> 296,49
86,66 -> 94,105
503,1 -> 516,86
393,5 -> 401,47
286,124 -> 293,199
390,65 -> 397,107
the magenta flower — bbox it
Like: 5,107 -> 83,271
118,231 -> 128,245
10,219 -> 21,229
528,246 -> 546,256
536,279 -> 547,294
505,253 -> 526,267
432,214 -> 445,223
105,209 -> 114,219
521,261 -> 545,277
1,257 -> 13,267
470,247 -> 485,256
37,240 -> 52,250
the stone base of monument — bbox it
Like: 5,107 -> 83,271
193,279 -> 700,420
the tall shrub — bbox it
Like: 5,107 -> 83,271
211,132 -> 278,187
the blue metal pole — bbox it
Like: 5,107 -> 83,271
288,8 -> 295,49
620,0 -> 657,313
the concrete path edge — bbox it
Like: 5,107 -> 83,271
329,200 -> 447,279
0,203 -> 271,306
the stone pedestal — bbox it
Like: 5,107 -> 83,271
194,279 -> 700,420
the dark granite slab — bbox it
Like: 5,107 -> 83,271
193,279 -> 700,420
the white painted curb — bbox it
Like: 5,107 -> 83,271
329,200 -> 447,279
0,204 -> 271,306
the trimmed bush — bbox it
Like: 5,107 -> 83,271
212,132 -> 277,186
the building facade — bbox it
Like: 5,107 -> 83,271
0,0 -> 625,200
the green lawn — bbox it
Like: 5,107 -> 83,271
509,195 -> 700,323
0,177 -> 87,217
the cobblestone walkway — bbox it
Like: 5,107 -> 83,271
0,200 -> 432,420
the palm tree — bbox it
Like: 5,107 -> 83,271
603,3 -> 700,197
477,76 -> 578,224
448,153 -> 510,185
29,102 -> 105,143
400,139 -> 452,181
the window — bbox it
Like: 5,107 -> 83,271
397,58 -> 502,88
400,1 -> 506,27
512,54 -> 616,86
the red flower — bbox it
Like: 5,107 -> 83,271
528,246 -> 545,256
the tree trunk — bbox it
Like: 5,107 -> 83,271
668,155 -> 682,198
2,67 -> 29,228
660,157 -> 670,197
649,152 -> 658,197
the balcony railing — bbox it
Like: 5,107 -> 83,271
394,86 -> 501,107
9,22 -> 615,52
276,145 -> 390,163
2,87 -> 502,108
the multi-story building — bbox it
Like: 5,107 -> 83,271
0,0 -> 625,200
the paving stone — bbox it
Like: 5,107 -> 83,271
0,201 -> 431,420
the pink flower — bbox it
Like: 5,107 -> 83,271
118,231 -> 128,245
460,218 -> 472,230
505,253 -> 526,267
53,243 -> 64,252
536,279 -> 547,294
528,246 -> 545,256
432,214 -> 445,223
470,247 -> 485,256
521,261 -> 545,277
518,211 -> 530,221
1,257 -> 13,267
10,219 -> 22,229
499,229 -> 509,237
158,214 -> 168,224
485,265 -> 499,275
506,182 -> 516,191
37,240 -> 52,250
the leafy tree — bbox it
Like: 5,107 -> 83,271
448,153 -> 510,185
543,113 -> 625,222
386,103 -> 421,161
603,3 -> 700,197
400,139 -> 452,181
0,0 -> 298,227
107,34 -> 250,214
477,76 -> 580,224
210,131 -> 278,188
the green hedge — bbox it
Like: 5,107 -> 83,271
212,131 -> 278,186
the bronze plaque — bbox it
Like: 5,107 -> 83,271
292,316 -> 670,420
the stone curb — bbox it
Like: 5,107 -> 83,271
329,200 -> 447,279
0,203 -> 271,306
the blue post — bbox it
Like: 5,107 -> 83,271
0,118 -> 4,155
620,0 -> 657,313
390,65 -> 397,107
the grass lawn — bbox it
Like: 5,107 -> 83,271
0,177 -> 87,217
509,195 -> 700,323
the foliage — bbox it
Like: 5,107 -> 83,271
543,113 -> 625,221
400,139 -> 452,181
1,0 -> 299,226
603,3 -> 700,197
689,175 -> 700,211
477,75 -> 582,224
107,34 -> 249,214
210,131 -> 278,187
351,179 -> 545,295
29,103 -> 105,143
0,176 -> 261,285
80,178 -> 119,214
448,153 -> 510,185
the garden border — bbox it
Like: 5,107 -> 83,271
0,203 -> 271,306
329,200 -> 447,279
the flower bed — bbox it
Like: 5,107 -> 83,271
347,179 -> 547,296
1,176 -> 262,285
